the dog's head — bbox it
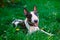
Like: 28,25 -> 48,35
24,6 -> 39,27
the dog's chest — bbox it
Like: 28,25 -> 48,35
24,18 -> 39,33
29,26 -> 39,33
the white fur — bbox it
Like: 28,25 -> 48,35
31,11 -> 39,23
12,19 -> 23,26
24,11 -> 39,34
24,18 -> 39,34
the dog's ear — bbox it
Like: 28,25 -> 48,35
34,6 -> 38,16
34,6 -> 37,12
24,8 -> 28,15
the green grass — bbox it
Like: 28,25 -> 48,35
0,0 -> 60,40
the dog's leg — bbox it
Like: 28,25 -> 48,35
39,29 -> 54,36
12,19 -> 24,28
26,27 -> 54,36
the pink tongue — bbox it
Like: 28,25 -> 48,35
34,23 -> 38,27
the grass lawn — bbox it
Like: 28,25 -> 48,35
0,0 -> 60,40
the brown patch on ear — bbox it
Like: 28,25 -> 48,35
24,8 -> 28,15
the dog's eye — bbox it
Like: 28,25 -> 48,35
27,14 -> 32,22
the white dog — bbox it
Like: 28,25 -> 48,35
12,6 -> 54,36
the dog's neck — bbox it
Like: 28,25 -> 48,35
24,18 -> 31,30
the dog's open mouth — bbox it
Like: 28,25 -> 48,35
34,23 -> 38,27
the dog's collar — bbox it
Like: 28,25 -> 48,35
28,21 -> 34,26
24,18 -> 35,30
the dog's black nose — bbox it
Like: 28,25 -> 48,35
34,20 -> 38,23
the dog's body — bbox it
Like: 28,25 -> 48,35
12,11 -> 39,34
12,6 -> 54,36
